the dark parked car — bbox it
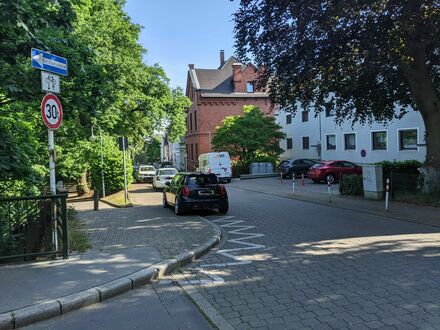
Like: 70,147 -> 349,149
308,160 -> 362,183
279,159 -> 317,178
163,173 -> 228,215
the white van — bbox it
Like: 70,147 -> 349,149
198,152 -> 232,183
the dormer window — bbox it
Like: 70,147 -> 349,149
246,82 -> 254,93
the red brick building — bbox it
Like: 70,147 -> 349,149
185,50 -> 274,170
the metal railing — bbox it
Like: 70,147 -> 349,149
0,193 -> 68,262
390,172 -> 420,199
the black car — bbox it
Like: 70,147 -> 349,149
280,158 -> 316,178
163,173 -> 228,215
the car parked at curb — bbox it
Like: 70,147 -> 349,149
279,159 -> 317,178
163,173 -> 228,215
152,168 -> 178,191
308,160 -> 362,183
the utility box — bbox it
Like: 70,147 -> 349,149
362,165 -> 384,200
250,163 -> 259,175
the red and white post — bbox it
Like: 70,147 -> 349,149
292,173 -> 296,196
327,179 -> 332,202
385,178 -> 390,211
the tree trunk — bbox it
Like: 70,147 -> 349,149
400,46 -> 440,193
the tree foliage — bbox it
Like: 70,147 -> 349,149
211,105 -> 285,167
0,0 -> 188,196
234,0 -> 440,191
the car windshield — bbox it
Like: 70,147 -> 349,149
159,169 -> 177,175
187,174 -> 219,186
139,166 -> 155,171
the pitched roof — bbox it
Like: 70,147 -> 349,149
188,56 -> 269,97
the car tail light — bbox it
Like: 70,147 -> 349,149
182,186 -> 190,197
219,185 -> 226,197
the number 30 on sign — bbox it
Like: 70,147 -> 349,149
41,93 -> 63,129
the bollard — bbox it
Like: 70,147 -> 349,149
327,180 -> 332,203
94,188 -> 99,211
385,178 -> 390,211
301,173 -> 305,186
292,174 -> 296,196
280,172 -> 283,183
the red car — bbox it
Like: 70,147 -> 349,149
308,160 -> 362,183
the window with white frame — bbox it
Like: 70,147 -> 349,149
326,134 -> 336,150
302,136 -> 309,150
246,82 -> 254,93
286,138 -> 293,150
372,131 -> 387,150
399,129 -> 417,150
344,133 -> 356,150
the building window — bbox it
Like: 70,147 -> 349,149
372,131 -> 387,150
191,144 -> 194,160
195,143 -> 198,159
190,113 -> 193,131
344,133 -> 356,150
286,114 -> 292,125
399,129 -> 418,150
302,136 -> 309,150
286,138 -> 293,150
325,108 -> 335,117
246,82 -> 254,93
326,134 -> 336,150
301,111 -> 309,122
194,111 -> 197,131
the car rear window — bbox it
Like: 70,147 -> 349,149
186,174 -> 219,186
312,163 -> 325,168
159,169 -> 177,175
139,166 -> 155,171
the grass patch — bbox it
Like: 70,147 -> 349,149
67,206 -> 91,253
101,190 -> 132,207
393,192 -> 440,207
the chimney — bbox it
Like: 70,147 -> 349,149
220,50 -> 225,67
188,64 -> 194,69
232,63 -> 243,92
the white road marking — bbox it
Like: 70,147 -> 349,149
176,215 -> 266,286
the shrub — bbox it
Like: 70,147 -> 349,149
339,174 -> 364,195
374,160 -> 422,174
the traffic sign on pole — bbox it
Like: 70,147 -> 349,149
31,48 -> 68,76
41,72 -> 60,94
41,93 -> 63,130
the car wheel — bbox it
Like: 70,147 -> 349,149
219,202 -> 229,214
326,173 -> 335,184
162,193 -> 168,208
174,197 -> 184,215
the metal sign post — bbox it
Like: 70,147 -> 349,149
121,137 -> 128,204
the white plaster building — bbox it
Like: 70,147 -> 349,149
160,135 -> 186,170
276,107 -> 426,164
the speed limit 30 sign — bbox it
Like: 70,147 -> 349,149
41,93 -> 63,129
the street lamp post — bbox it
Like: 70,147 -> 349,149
92,125 -> 106,197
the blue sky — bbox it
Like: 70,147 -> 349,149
124,0 -> 240,90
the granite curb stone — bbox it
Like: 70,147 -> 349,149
57,289 -> 100,314
152,258 -> 179,278
94,277 -> 133,301
126,267 -> 158,288
13,300 -> 61,329
0,313 -> 13,330
175,251 -> 195,267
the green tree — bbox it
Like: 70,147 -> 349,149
211,105 -> 285,168
134,137 -> 161,165
234,0 -> 440,192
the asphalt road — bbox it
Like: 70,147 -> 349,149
181,184 -> 440,329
